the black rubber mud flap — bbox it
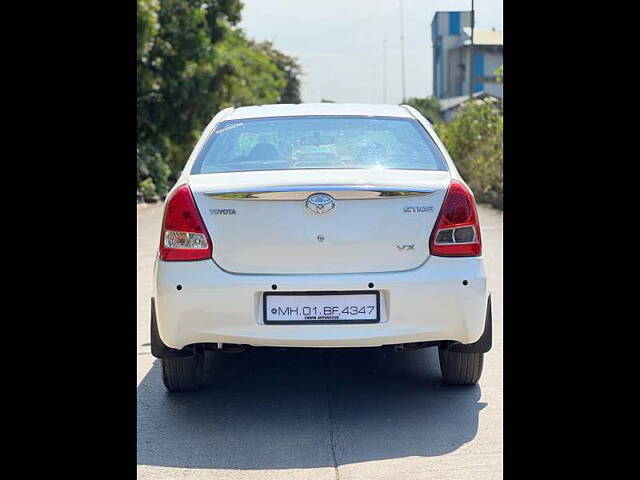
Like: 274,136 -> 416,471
150,298 -> 194,358
449,294 -> 492,353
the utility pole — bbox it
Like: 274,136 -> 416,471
468,0 -> 475,99
383,39 -> 387,103
399,0 -> 406,103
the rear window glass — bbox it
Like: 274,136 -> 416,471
191,116 -> 448,174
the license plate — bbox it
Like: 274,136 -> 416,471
263,291 -> 380,324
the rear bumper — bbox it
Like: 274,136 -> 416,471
153,256 -> 488,350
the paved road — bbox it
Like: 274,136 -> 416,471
137,202 -> 503,479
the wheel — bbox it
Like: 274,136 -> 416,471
438,344 -> 484,385
161,350 -> 205,392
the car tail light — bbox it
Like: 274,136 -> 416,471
159,184 -> 212,261
429,180 -> 482,257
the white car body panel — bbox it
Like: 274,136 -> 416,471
154,256 -> 487,348
190,169 -> 450,274
154,103 -> 488,349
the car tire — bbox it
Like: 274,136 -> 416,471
161,350 -> 205,392
438,345 -> 484,385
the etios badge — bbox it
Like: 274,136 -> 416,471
305,193 -> 335,215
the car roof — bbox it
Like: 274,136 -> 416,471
224,103 -> 413,120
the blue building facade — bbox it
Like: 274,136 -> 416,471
431,11 -> 503,100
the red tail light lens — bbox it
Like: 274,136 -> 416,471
429,180 -> 482,257
159,184 -> 212,261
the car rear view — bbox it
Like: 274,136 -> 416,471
152,104 -> 491,392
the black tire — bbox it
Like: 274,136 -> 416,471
161,350 -> 205,392
438,345 -> 484,385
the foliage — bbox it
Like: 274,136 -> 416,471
405,96 -> 442,123
137,0 -> 302,196
256,41 -> 302,104
435,99 -> 503,210
213,29 -> 287,110
137,143 -> 171,196
139,177 -> 158,202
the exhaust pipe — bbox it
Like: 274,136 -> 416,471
394,341 -> 437,351
217,343 -> 246,353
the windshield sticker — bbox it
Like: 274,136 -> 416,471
214,123 -> 244,135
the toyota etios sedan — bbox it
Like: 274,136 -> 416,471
151,103 -> 491,392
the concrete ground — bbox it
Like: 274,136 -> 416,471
137,202 -> 503,479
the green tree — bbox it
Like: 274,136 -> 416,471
404,96 -> 442,123
137,0 -> 169,198
137,142 -> 171,196
256,41 -> 302,103
214,30 -> 287,109
137,0 -> 302,197
138,0 -> 245,175
435,99 -> 503,209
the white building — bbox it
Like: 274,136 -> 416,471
431,11 -> 503,100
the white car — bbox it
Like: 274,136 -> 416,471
151,103 -> 491,392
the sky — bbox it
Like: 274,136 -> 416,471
239,0 -> 503,104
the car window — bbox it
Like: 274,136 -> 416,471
191,116 -> 448,174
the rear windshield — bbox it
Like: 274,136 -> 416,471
191,116 -> 448,174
